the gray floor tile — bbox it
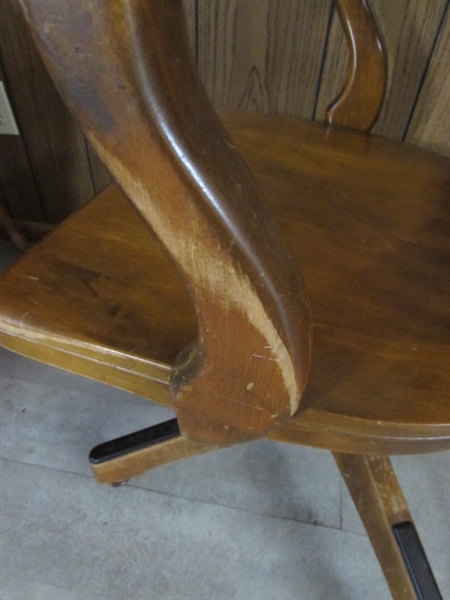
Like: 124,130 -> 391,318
0,577 -> 79,600
0,349 -> 340,528
1,458 -> 391,600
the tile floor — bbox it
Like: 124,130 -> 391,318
0,240 -> 449,600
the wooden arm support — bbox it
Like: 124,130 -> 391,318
21,0 -> 311,445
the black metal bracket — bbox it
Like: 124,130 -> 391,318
89,418 -> 181,465
393,521 -> 443,600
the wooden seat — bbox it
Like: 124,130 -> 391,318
1,0 -> 449,598
2,114 -> 448,454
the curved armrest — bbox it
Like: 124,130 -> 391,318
20,0 -> 311,444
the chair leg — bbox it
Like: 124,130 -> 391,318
89,418 -> 222,484
333,453 -> 442,600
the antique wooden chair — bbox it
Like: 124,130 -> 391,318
1,1 -> 448,598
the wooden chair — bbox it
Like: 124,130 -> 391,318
1,0 -> 448,597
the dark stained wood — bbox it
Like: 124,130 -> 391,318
20,0 -> 312,445
0,0 -> 94,222
0,59 -> 44,222
0,134 -> 44,221
1,111 -> 449,454
0,194 -> 28,251
325,0 -> 387,131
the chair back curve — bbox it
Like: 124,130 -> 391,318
326,0 -> 388,131
19,0 -> 312,445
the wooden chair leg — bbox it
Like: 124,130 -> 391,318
89,419 -> 222,484
333,453 -> 442,600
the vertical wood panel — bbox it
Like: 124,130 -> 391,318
183,0 -> 197,54
315,0 -> 448,143
0,59 -> 44,221
0,0 -> 448,222
372,0 -> 448,140
198,0 -> 332,118
406,5 -> 450,156
86,144 -> 113,195
313,5 -> 347,121
0,0 -> 94,223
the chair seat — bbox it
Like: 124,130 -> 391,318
1,113 -> 449,454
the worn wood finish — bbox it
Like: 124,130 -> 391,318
1,111 -> 449,455
80,0 -> 196,198
334,453 -> 417,599
325,0 -> 387,131
20,0 -> 311,445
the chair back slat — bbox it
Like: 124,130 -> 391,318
20,0 -> 311,445
326,0 -> 388,131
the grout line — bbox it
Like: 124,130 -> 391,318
0,454 -> 348,535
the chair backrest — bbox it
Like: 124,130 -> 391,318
19,0 -> 386,445
326,0 -> 387,131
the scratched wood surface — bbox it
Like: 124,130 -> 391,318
0,0 -> 449,222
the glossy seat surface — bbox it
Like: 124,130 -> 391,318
1,113 -> 449,452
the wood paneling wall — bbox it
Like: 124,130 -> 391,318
0,0 -> 448,224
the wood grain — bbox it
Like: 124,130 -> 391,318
406,5 -> 450,157
197,0 -> 332,118
372,0 -> 448,141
